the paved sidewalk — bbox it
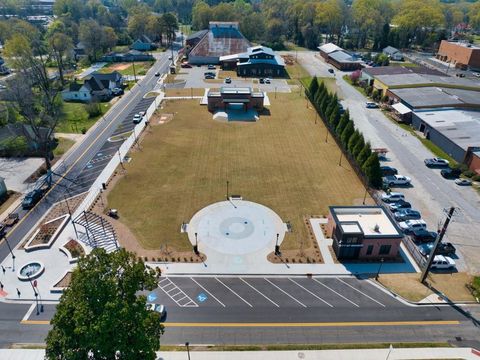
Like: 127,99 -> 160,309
0,347 -> 478,360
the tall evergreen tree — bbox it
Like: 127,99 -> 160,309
348,129 -> 361,154
320,92 -> 331,117
308,76 -> 319,99
330,107 -> 341,129
357,141 -> 372,166
363,152 -> 383,189
340,120 -> 355,147
336,111 -> 349,135
352,133 -> 365,158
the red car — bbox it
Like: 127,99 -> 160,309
181,63 -> 192,68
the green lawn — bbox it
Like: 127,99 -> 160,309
99,62 -> 154,76
53,137 -> 76,157
390,61 -> 418,68
56,102 -> 111,134
107,93 -> 370,252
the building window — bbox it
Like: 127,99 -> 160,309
379,244 -> 391,255
366,245 -> 374,255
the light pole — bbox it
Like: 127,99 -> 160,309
325,129 -> 329,143
115,350 -> 121,360
185,342 -> 191,360
193,232 -> 199,255
3,235 -> 15,271
226,180 -> 229,200
275,233 -> 281,256
338,151 -> 343,166
362,188 -> 368,205
375,258 -> 384,280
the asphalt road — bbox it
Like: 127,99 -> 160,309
0,50 -> 174,264
5,275 -> 480,346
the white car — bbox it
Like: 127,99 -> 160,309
381,192 -> 405,203
132,114 -> 142,124
473,72 -> 480,78
146,303 -> 165,317
264,78 -> 271,84
383,175 -> 411,187
455,178 -> 472,186
431,255 -> 456,270
398,219 -> 426,233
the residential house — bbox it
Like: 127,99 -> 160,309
100,50 -> 154,63
130,35 -> 157,52
62,71 -> 123,103
73,42 -> 87,61
383,46 -> 403,61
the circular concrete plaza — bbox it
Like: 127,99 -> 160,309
188,200 -> 286,255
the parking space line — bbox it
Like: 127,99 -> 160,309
264,278 -> 306,308
289,278 -> 333,307
215,278 -> 253,307
312,278 -> 359,307
240,278 -> 279,307
190,278 -> 226,307
158,277 -> 198,308
336,278 -> 385,307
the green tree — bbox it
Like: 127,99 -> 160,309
308,76 -> 319,100
315,0 -> 345,42
348,129 -> 361,154
320,92 -> 331,117
45,248 -> 163,360
352,133 -> 365,159
79,19 -> 103,61
357,141 -> 372,166
363,152 -> 383,188
340,120 -> 354,147
47,32 -> 73,85
336,111 -> 349,135
329,107 -> 341,129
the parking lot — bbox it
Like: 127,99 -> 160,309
151,276 -> 400,310
175,65 -> 291,93
67,97 -> 155,197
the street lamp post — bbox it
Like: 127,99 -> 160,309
3,235 -> 15,271
375,258 -> 385,280
338,151 -> 343,166
362,188 -> 368,205
275,233 -> 281,256
185,342 -> 191,360
193,232 -> 199,255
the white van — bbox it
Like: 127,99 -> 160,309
381,192 -> 405,203
431,255 -> 455,270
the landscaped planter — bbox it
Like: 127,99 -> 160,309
50,270 -> 73,293
25,214 -> 70,252
59,238 -> 86,264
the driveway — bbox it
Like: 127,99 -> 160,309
0,158 -> 44,193
295,51 -> 480,273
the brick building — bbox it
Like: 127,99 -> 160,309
436,40 -> 480,70
326,206 -> 403,261
207,87 -> 264,112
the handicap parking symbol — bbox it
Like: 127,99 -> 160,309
197,293 -> 208,303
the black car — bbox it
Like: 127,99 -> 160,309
440,168 -> 462,179
419,242 -> 456,257
22,189 -> 45,210
412,228 -> 438,243
259,78 -> 265,84
381,166 -> 398,176
328,68 -> 335,74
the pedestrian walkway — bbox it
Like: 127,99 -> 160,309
77,62 -> 107,79
0,347 -> 478,360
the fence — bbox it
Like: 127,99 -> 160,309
72,92 -> 164,219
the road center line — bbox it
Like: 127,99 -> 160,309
264,278 -> 306,308
215,277 -> 253,307
240,278 -> 279,307
336,278 -> 385,307
190,278 -> 226,307
312,278 -> 359,307
289,278 -> 333,307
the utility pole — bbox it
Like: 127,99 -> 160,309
420,206 -> 456,283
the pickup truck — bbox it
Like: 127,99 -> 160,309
22,188 -> 45,210
383,175 -> 411,187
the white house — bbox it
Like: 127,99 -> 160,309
61,82 -> 92,102
383,46 -> 403,61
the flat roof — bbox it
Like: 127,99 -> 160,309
330,206 -> 401,237
376,72 -> 480,88
392,102 -> 412,115
329,50 -> 361,64
390,87 -> 480,109
443,41 -> 480,50
340,223 -> 362,234
414,109 -> 480,151
221,87 -> 251,94
318,43 -> 342,54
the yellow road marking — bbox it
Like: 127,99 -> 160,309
5,83 -> 143,239
21,320 -> 460,326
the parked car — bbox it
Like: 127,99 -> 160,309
207,64 -> 215,70
411,228 -> 438,243
424,158 -> 449,168
168,56 -> 173,60
419,242 -> 456,257
180,63 -> 192,68
259,78 -> 265,84
366,102 -> 379,109
430,255 -> 456,270
264,78 -> 271,84
398,219 -> 427,233
154,71 -> 160,76
473,72 -> 480,78
394,209 -> 421,222
389,200 -> 411,212
381,192 -> 405,203
22,189 -> 45,210
328,68 -> 334,74
455,73 -> 465,78
440,168 -> 462,179
132,114 -> 142,124
455,178 -> 472,186
146,303 -> 166,317
204,74 -> 215,79
381,166 -> 398,176
112,87 -> 124,96
383,175 -> 411,187
224,77 -> 232,84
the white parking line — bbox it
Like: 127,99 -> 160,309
215,277 -> 253,307
336,278 -> 385,307
158,277 -> 198,307
240,278 -> 279,307
312,278 -> 359,307
190,278 -> 226,307
289,278 -> 333,307
264,278 -> 306,308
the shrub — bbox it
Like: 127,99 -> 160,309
0,136 -> 28,157
463,170 -> 476,178
85,102 -> 102,118
472,174 -> 480,182
81,127 -> 87,134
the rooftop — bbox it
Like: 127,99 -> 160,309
390,87 -> 480,109
414,109 -> 480,151
318,43 -> 342,54
442,40 -> 480,50
363,65 -> 443,77
328,50 -> 362,64
330,206 -> 402,238
376,72 -> 480,88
